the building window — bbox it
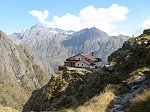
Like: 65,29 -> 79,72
78,64 -> 79,66
82,64 -> 83,66
79,58 -> 80,60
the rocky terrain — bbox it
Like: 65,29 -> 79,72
10,24 -> 129,73
0,31 -> 50,110
23,29 -> 150,112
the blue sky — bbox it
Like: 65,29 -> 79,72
0,0 -> 150,36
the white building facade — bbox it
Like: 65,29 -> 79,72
64,53 -> 101,69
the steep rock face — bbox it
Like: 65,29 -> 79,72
10,25 -> 129,73
62,27 -> 110,58
94,35 -> 129,64
0,31 -> 50,110
23,30 -> 150,112
11,24 -> 69,73
62,27 -> 109,50
23,33 -> 68,73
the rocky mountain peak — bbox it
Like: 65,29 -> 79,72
74,27 -> 109,39
62,27 -> 110,48
30,23 -> 43,30
89,27 -> 108,35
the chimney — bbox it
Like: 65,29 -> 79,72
91,52 -> 94,56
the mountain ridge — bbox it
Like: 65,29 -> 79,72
10,24 -> 130,73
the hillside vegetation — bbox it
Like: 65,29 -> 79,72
0,105 -> 19,112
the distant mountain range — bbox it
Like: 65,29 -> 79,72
10,24 -> 130,73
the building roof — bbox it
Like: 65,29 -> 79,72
81,53 -> 97,61
66,52 -> 99,62
65,60 -> 77,63
81,60 -> 91,65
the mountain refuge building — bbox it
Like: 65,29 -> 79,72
58,53 -> 101,70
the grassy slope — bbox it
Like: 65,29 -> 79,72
129,90 -> 150,112
76,91 -> 114,112
0,105 -> 19,112
0,84 -> 30,111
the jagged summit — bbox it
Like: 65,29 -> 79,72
30,23 -> 75,35
30,23 -> 43,30
62,27 -> 110,49
72,27 -> 109,40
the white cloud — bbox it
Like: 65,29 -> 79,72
141,18 -> 150,29
48,13 -> 83,31
136,18 -> 150,36
29,10 -> 49,24
29,4 -> 128,35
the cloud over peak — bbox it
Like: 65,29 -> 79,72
29,4 -> 128,35
29,10 -> 49,24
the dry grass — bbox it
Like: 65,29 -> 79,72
0,83 -> 30,111
129,90 -> 150,112
127,67 -> 150,82
141,36 -> 150,40
0,105 -> 19,112
75,91 -> 114,112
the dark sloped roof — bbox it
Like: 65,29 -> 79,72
66,53 -> 101,62
80,60 -> 91,65
81,53 -> 97,61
